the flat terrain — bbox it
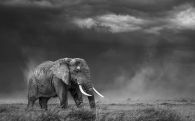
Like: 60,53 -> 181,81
0,98 -> 195,121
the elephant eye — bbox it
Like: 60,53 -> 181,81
75,68 -> 80,72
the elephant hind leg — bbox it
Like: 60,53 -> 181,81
27,76 -> 38,109
39,97 -> 49,110
27,95 -> 37,110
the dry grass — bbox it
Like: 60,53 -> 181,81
95,106 -> 185,121
0,100 -> 194,121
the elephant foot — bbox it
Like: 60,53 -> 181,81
27,104 -> 34,111
60,102 -> 68,109
76,101 -> 84,108
26,106 -> 34,111
77,103 -> 84,109
40,104 -> 48,110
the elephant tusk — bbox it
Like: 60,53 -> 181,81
79,85 -> 92,96
92,87 -> 104,98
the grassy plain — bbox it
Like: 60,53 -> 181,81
0,98 -> 195,121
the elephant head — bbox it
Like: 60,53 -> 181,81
65,58 -> 104,97
64,58 -> 104,108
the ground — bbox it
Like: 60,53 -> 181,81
0,98 -> 195,121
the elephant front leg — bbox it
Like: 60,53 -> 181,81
39,97 -> 50,110
69,87 -> 83,108
59,94 -> 68,108
53,77 -> 68,109
86,88 -> 96,109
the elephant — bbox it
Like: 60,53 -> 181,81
27,58 -> 104,110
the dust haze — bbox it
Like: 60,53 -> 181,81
22,47 -> 195,102
1,0 -> 195,103
104,60 -> 195,100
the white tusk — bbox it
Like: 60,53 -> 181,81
93,87 -> 104,98
79,85 -> 92,96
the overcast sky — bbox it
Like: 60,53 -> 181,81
1,0 -> 195,100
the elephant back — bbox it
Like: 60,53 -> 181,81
34,61 -> 54,80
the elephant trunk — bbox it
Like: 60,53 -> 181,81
78,69 -> 104,109
83,74 -> 104,98
84,83 -> 96,109
83,71 -> 96,109
76,82 -> 95,109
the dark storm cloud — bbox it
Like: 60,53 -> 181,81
0,2 -> 119,94
2,0 -> 194,16
0,0 -> 195,100
106,0 -> 195,13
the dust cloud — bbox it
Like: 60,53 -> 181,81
21,48 -> 195,102
101,59 -> 195,101
23,60 -> 38,85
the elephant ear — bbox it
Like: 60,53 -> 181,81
50,59 -> 70,86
